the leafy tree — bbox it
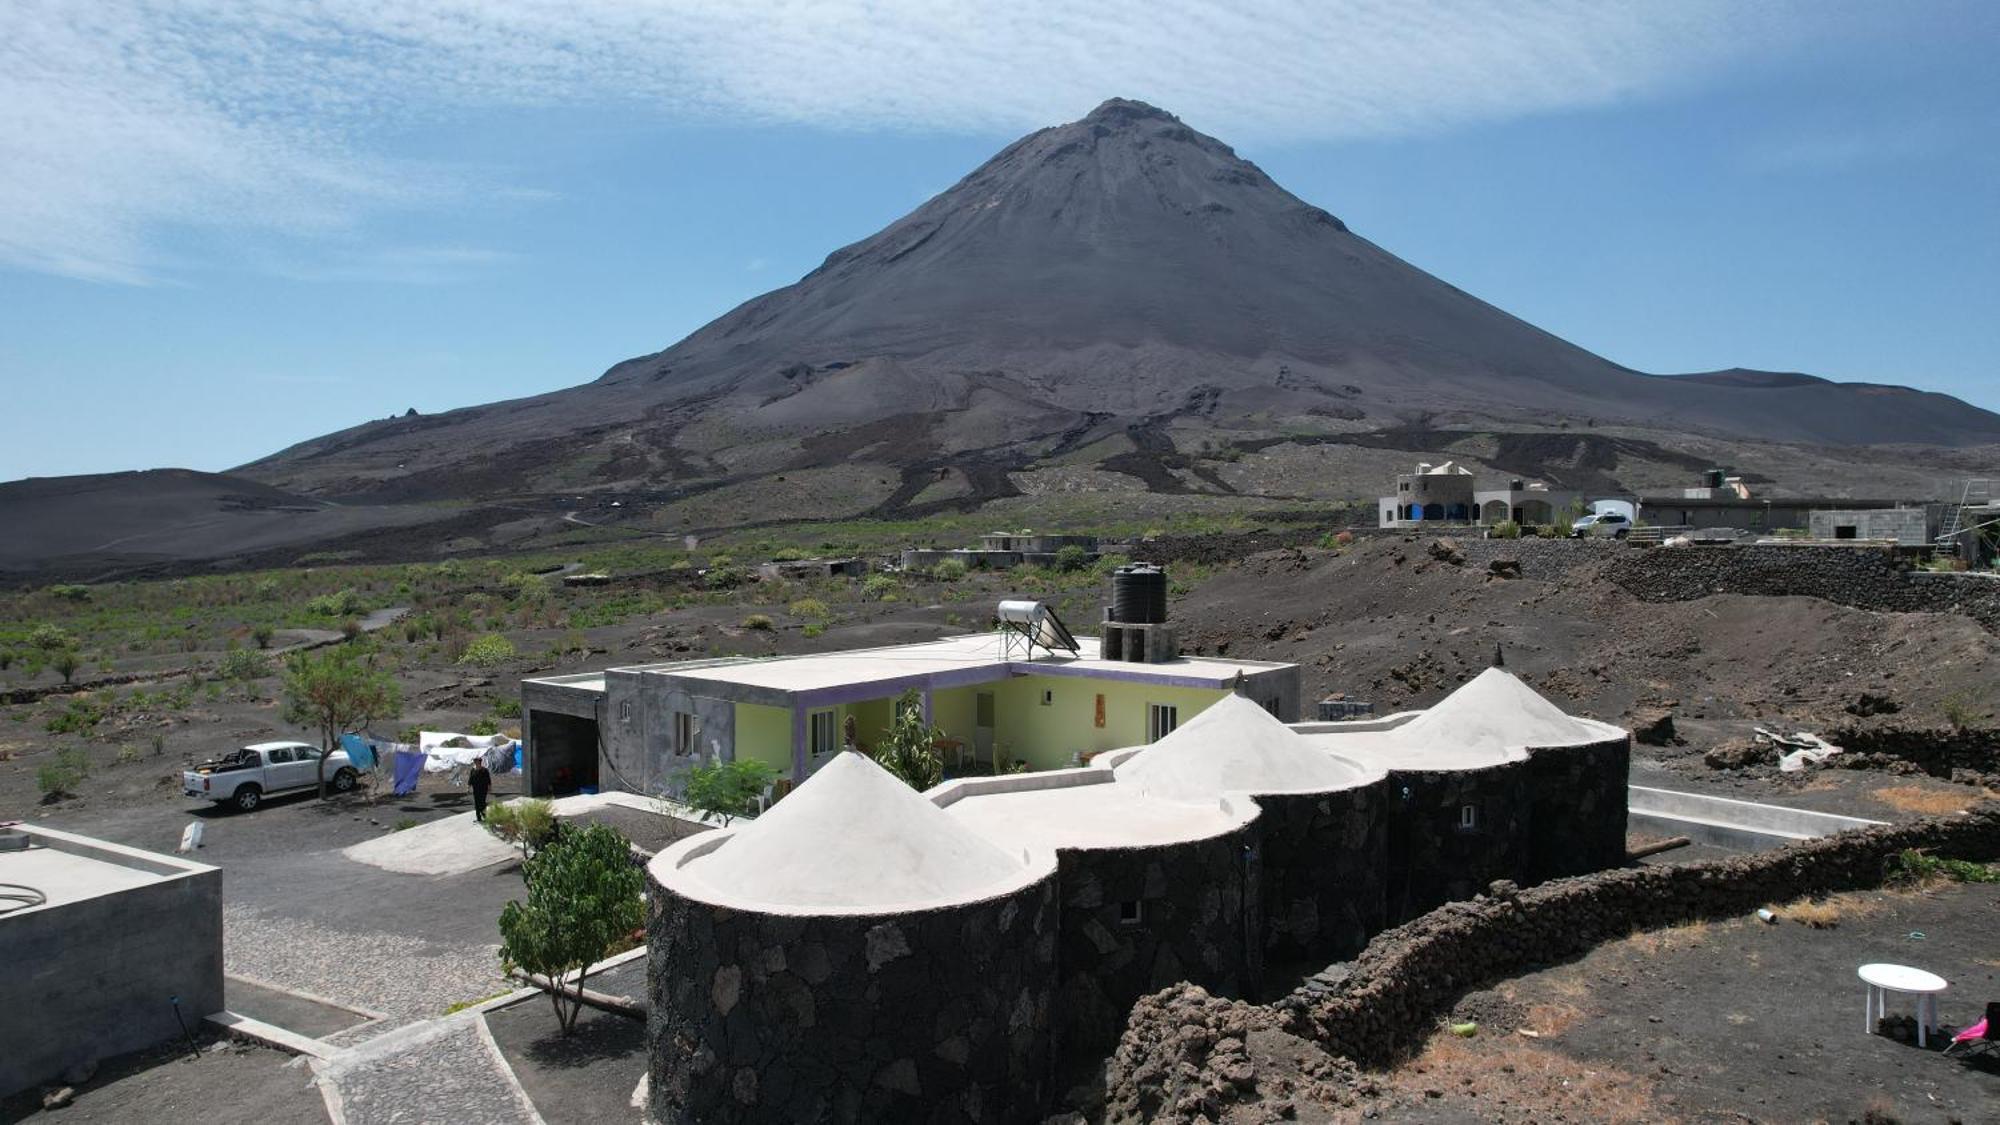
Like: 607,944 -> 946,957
218,649 -> 271,681
486,798 -> 559,864
1052,545 -> 1092,573
870,687 -> 943,790
280,646 -> 402,797
680,758 -> 779,824
252,623 -> 276,649
498,822 -> 644,1035
29,624 -> 73,651
52,648 -> 81,685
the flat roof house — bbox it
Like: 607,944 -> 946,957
521,632 -> 1300,799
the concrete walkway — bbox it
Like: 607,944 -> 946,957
316,1014 -> 544,1125
342,810 -> 518,876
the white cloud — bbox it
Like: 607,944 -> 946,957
0,0 -> 1857,284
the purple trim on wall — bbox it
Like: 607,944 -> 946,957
719,658 -> 1283,712
790,706 -> 807,784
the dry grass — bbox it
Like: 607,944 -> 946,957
1871,784 -> 1995,816
1522,1000 -> 1587,1037
1395,1033 -> 1671,1124
1624,917 -> 1711,955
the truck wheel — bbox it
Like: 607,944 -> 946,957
1613,528 -> 1630,540
332,768 -> 357,793
232,784 -> 262,812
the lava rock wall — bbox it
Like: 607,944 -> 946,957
1608,544 -> 2000,633
1051,821 -> 1262,1062
1252,782 -> 1389,966
1382,763 -> 1531,923
1524,737 -> 1631,882
647,874 -> 1059,1125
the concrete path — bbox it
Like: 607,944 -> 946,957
316,1014 -> 543,1125
342,810 -> 519,876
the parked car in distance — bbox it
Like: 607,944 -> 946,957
183,740 -> 355,811
1572,512 -> 1633,539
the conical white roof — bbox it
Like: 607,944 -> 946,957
1395,668 -> 1607,755
1116,693 -> 1367,801
684,751 -> 1028,912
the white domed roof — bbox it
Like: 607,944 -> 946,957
1116,693 -> 1369,801
1395,668 -> 1609,756
681,751 -> 1030,913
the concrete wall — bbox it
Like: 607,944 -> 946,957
1051,817 -> 1263,1061
990,676 -> 1231,771
1253,782 -> 1389,967
1808,508 -> 1929,545
648,872 -> 1060,1125
0,836 -> 223,1097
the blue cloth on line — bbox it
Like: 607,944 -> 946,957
392,749 -> 425,796
339,733 -> 376,771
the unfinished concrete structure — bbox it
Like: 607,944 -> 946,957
1807,508 -> 1930,546
645,669 -> 1628,1123
0,825 -> 223,1097
899,532 -> 1100,572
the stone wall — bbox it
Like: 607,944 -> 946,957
647,875 -> 1059,1125
1383,763 -> 1531,923
1100,803 -> 2000,1124
1523,738 -> 1630,883
1253,783 -> 1388,967
1053,822 -> 1262,1063
1606,544 -> 2000,633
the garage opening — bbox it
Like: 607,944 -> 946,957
529,709 -> 601,796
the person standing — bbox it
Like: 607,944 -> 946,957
468,759 -> 492,822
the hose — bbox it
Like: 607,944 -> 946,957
0,883 -> 48,915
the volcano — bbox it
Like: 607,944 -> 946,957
232,99 -> 2000,507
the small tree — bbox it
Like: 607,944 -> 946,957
1052,545 -> 1091,573
486,798 -> 559,865
280,646 -> 402,797
52,648 -> 81,685
870,688 -> 943,790
498,822 -> 644,1035
680,758 -> 779,824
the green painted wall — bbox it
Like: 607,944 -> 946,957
993,676 -> 1227,771
733,702 -> 794,772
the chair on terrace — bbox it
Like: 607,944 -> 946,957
1944,1002 -> 1999,1059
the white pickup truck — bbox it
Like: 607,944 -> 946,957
183,740 -> 357,811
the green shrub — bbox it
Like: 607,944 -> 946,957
46,697 -> 104,734
738,614 -> 772,631
469,717 -> 502,736
0,650 -> 12,672
458,633 -> 518,668
1052,545 -> 1092,573
788,597 -> 829,620
703,565 -> 745,590
931,559 -> 969,582
29,624 -> 74,651
1489,520 -> 1521,540
680,758 -> 780,824
52,649 -> 81,685
1889,848 -> 1999,886
218,649 -> 271,681
1942,693 -> 1986,731
486,798 -> 559,861
492,698 -> 522,720
307,588 -> 363,617
252,624 -> 276,649
35,748 -> 91,798
46,584 -> 90,602
498,822 -> 644,1035
770,547 -> 806,562
802,623 -> 825,639
115,745 -> 143,765
870,687 -> 943,791
861,573 -> 898,600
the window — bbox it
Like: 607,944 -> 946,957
1040,689 -> 1054,706
808,709 -> 838,757
1459,803 -> 1479,831
1147,703 -> 1179,742
267,747 -> 293,763
619,700 -> 633,725
673,711 -> 700,756
297,747 -> 319,761
1835,524 -> 1857,540
1117,900 -> 1145,926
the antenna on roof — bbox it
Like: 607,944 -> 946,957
996,600 -> 1080,660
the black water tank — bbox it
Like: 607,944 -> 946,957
1110,564 -> 1168,624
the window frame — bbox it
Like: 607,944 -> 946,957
808,708 -> 838,758
1146,703 -> 1179,742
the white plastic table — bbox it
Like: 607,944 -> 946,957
1859,962 -> 1947,1047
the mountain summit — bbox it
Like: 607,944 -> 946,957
246,99 -> 2000,504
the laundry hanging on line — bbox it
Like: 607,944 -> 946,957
391,748 -> 425,796
339,732 -> 376,772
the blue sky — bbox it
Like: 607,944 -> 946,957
1,2 -> 1994,483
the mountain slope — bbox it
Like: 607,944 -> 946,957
244,98 -> 2000,505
